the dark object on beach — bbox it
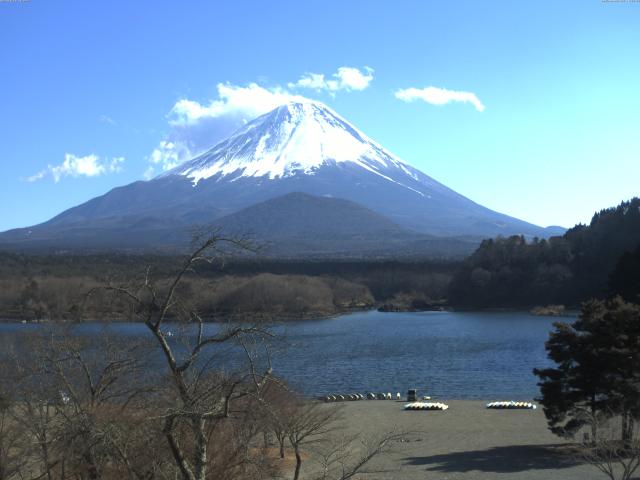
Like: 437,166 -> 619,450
407,389 -> 418,402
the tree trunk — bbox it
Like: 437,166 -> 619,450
280,440 -> 285,459
591,396 -> 598,444
293,445 -> 302,480
193,417 -> 207,480
621,412 -> 634,446
38,410 -> 53,480
163,417 -> 195,480
83,450 -> 99,480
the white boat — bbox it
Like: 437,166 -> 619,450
486,401 -> 536,410
404,402 -> 449,411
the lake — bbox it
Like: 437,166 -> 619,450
0,310 -> 564,400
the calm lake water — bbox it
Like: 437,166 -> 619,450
0,311 -> 564,400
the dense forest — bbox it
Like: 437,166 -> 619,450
449,198 -> 640,308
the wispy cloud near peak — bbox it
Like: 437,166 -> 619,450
168,83 -> 306,126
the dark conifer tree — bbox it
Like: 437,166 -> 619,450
534,300 -> 611,440
534,298 -> 640,442
609,244 -> 640,303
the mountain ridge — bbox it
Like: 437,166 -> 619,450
212,192 -> 477,257
0,100 -> 564,255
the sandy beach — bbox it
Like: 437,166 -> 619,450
299,400 -> 604,480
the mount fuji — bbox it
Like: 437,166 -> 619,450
0,101 -> 563,256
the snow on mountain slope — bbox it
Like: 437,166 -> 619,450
165,101 -> 427,196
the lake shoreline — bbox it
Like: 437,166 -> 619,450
0,306 -> 370,324
0,304 -> 576,324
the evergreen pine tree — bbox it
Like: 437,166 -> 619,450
534,298 -> 640,442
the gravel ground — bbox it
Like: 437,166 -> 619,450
298,400 -> 607,480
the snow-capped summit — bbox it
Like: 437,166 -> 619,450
166,101 -> 426,196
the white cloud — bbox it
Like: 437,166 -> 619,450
27,154 -> 124,183
147,140 -> 189,174
99,114 -> 117,126
146,66 -> 373,177
395,86 -> 485,112
289,66 -> 374,93
168,83 -> 306,126
142,166 -> 156,181
26,170 -> 47,182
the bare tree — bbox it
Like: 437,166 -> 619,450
578,412 -> 640,480
286,401 -> 343,480
260,379 -> 297,459
11,384 -> 61,480
45,332 -> 155,480
0,387 -> 27,480
87,232 -> 276,480
311,430 -> 407,480
0,334 -> 58,480
8,330 -> 155,480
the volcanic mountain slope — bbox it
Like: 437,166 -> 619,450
214,192 -> 477,257
0,100 -> 562,254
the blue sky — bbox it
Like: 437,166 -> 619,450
1,0 -> 639,232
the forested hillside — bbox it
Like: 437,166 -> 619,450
449,198 -> 640,308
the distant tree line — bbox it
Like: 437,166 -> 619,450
0,253 -> 457,322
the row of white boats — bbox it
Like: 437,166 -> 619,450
320,392 -> 402,402
318,394 -> 537,411
404,401 -> 537,411
486,401 -> 537,409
